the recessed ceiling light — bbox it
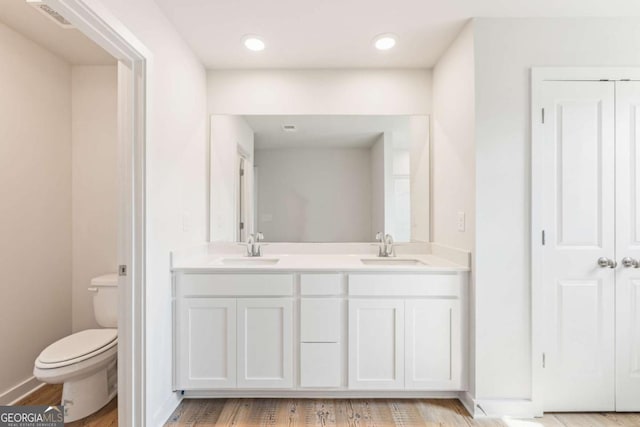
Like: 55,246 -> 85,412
373,33 -> 397,51
243,35 -> 265,51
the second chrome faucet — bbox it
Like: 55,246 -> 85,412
375,232 -> 395,257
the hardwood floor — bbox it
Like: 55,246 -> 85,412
164,398 -> 640,427
14,385 -> 640,426
14,384 -> 117,426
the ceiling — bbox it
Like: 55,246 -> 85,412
245,115 -> 412,149
155,0 -> 640,69
0,0 -> 114,65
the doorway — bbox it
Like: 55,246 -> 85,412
531,68 -> 640,413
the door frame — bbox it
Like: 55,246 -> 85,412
45,1 -> 150,425
531,67 -> 640,416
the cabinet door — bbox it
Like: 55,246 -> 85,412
237,298 -> 293,388
348,299 -> 404,389
176,298 -> 236,389
405,299 -> 460,389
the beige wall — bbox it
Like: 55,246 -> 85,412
0,21 -> 72,398
71,66 -> 118,332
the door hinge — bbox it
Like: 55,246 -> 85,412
542,230 -> 546,245
119,265 -> 127,276
541,108 -> 545,124
239,222 -> 244,230
240,168 -> 245,177
542,352 -> 546,368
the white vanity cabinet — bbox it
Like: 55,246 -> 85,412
174,273 -> 294,390
348,273 -> 465,391
173,268 -> 468,395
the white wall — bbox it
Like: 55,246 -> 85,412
255,147 -> 372,242
0,21 -> 72,400
473,18 -> 640,401
84,0 -> 209,424
432,22 -> 475,252
207,69 -> 432,115
71,65 -> 118,332
210,115 -> 254,241
431,22 -> 476,396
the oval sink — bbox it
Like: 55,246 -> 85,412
219,258 -> 280,266
360,258 -> 427,266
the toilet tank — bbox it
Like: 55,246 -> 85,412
90,273 -> 118,328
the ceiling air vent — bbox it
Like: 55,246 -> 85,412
282,124 -> 297,132
27,0 -> 74,29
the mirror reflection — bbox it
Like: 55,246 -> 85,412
210,115 -> 429,243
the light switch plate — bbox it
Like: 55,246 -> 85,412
457,211 -> 465,232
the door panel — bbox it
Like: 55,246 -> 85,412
541,81 -> 616,411
237,298 -> 293,388
615,81 -> 640,411
348,299 -> 404,389
176,298 -> 236,389
405,299 -> 461,389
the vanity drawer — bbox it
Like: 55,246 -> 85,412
348,274 -> 460,297
177,274 -> 293,297
300,274 -> 343,295
301,298 -> 341,342
300,343 -> 341,388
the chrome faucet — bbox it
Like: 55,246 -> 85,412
375,232 -> 396,257
243,232 -> 264,257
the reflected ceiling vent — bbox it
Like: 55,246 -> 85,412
281,124 -> 297,132
27,0 -> 74,29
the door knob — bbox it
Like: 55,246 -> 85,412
621,257 -> 639,268
598,257 -> 617,268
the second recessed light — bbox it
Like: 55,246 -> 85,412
243,35 -> 265,51
374,33 -> 397,50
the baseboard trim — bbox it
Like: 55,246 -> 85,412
151,392 -> 182,426
462,394 -> 537,418
181,390 -> 462,399
0,377 -> 44,406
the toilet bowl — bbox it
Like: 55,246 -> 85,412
34,274 -> 118,423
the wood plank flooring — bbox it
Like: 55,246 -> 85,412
14,384 -> 117,426
163,398 -> 640,427
14,384 -> 640,426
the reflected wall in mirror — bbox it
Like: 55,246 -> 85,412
209,115 -> 429,243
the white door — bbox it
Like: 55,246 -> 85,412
237,298 -> 293,388
615,81 -> 640,411
405,299 -> 460,390
540,81 -> 616,411
348,299 -> 404,389
176,298 -> 236,389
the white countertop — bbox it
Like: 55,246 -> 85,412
171,253 -> 469,273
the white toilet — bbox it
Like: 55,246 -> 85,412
34,274 -> 118,422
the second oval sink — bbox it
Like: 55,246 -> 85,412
360,258 -> 427,266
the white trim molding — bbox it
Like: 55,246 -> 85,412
465,396 -> 537,419
42,1 -> 150,426
0,377 -> 44,406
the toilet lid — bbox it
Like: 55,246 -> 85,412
38,329 -> 117,364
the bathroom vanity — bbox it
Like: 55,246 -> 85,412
171,250 -> 469,397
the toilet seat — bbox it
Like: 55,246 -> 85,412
36,329 -> 117,369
